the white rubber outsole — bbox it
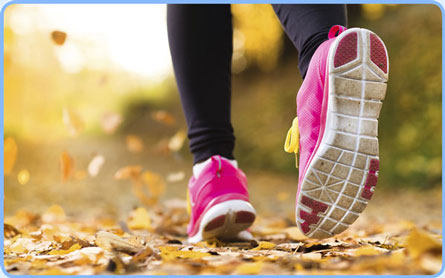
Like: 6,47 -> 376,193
188,200 -> 256,244
296,28 -> 389,239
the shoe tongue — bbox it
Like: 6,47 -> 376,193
193,156 -> 238,178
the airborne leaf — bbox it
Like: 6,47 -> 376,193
4,137 -> 17,175
51,30 -> 67,45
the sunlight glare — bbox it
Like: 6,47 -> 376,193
36,4 -> 172,79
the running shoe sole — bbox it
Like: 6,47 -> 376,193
188,200 -> 256,244
296,28 -> 389,239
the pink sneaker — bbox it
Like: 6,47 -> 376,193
285,26 -> 389,238
186,155 -> 256,243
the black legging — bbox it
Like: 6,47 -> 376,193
167,4 -> 347,164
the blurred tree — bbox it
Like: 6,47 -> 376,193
231,4 -> 284,72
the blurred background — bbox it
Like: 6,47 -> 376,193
4,4 -> 442,221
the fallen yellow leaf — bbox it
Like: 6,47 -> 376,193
354,245 -> 383,256
236,261 -> 263,275
8,238 -> 33,253
252,241 -> 276,250
404,228 -> 442,259
35,267 -> 70,275
127,207 -> 151,230
159,246 -> 210,261
48,243 -> 81,255
42,205 -> 66,223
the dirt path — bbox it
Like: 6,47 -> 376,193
4,138 -> 442,275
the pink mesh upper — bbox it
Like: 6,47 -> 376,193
187,155 -> 249,237
296,26 -> 347,188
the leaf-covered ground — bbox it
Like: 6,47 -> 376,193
4,111 -> 443,275
4,191 -> 442,275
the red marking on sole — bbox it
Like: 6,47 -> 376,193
365,174 -> 378,187
204,215 -> 226,232
300,222 -> 310,234
370,34 -> 387,73
300,196 -> 329,234
235,211 -> 255,224
361,158 -> 380,200
300,210 -> 320,225
334,32 -> 358,68
369,159 -> 380,172
301,196 -> 328,213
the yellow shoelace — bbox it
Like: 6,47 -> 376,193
284,117 -> 299,168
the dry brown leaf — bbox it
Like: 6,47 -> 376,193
51,30 -> 67,45
95,231 -> 142,254
126,135 -> 144,153
151,110 -> 176,126
114,165 -> 142,181
101,112 -> 122,134
63,108 -> 84,136
60,151 -> 73,183
4,137 -> 17,175
61,237 -> 91,249
168,130 -> 186,152
127,207 -> 151,230
130,246 -> 156,263
88,155 -> 105,177
4,223 -> 20,239
17,169 -> 30,185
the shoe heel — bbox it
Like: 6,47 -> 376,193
188,200 -> 256,243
